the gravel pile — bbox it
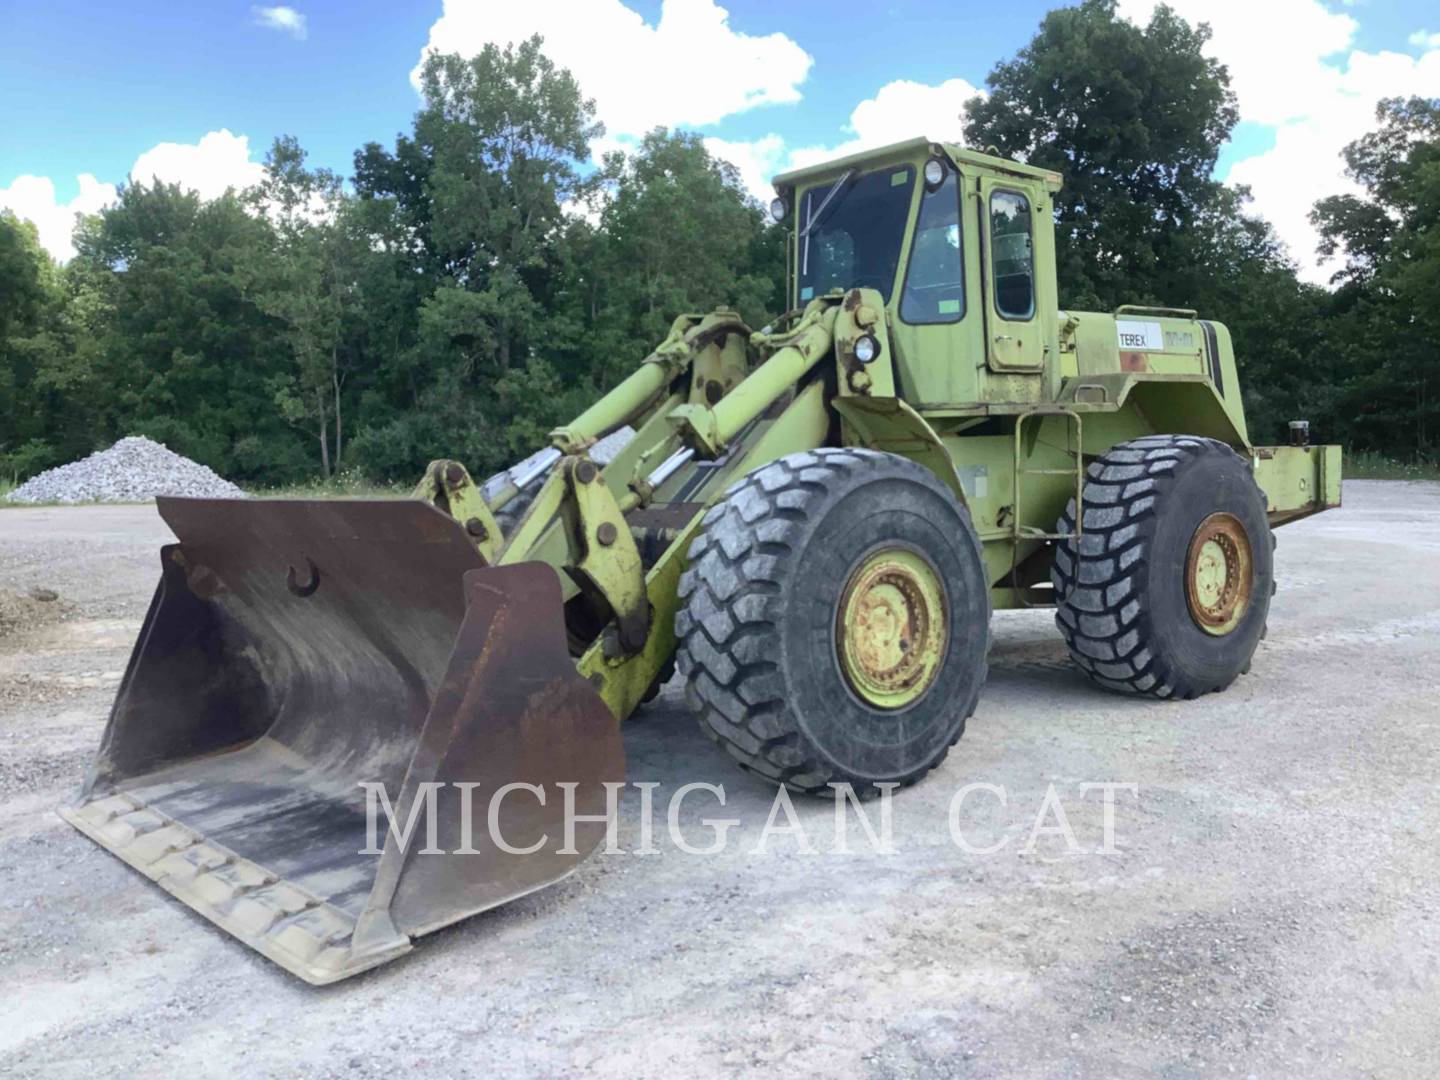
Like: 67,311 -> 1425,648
4,436 -> 248,504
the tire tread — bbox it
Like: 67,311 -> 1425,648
677,448 -> 989,795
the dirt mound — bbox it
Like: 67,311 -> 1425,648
0,587 -> 72,638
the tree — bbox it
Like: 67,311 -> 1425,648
412,37 -> 600,381
0,212 -> 48,342
963,0 -> 1330,447
577,128 -> 784,386
246,135 -> 361,476
70,180 -> 306,480
1311,97 -> 1440,457
0,212 -> 64,476
964,0 -> 1238,311
349,36 -> 604,479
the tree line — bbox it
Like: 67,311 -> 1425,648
2,1 -> 1437,487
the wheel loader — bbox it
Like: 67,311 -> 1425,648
60,137 -> 1341,984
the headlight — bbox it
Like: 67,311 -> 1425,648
923,157 -> 946,188
853,334 -> 880,364
769,196 -> 788,223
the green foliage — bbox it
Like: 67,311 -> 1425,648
959,0 -> 1439,459
345,35 -> 613,480
59,180 -> 309,480
965,0 -> 1238,311
1,211 -> 112,472
244,135 -> 362,476
1308,97 -> 1440,458
0,437 -> 61,480
576,129 -> 783,386
4,23 -> 1436,488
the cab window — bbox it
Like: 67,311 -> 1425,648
900,172 -> 964,324
989,190 -> 1035,320
797,167 -> 914,301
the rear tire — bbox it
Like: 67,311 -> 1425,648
1051,435 -> 1273,699
676,449 -> 991,795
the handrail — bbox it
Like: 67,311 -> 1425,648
1114,303 -> 1198,319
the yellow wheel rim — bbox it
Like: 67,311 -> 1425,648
836,548 -> 947,709
1185,512 -> 1254,636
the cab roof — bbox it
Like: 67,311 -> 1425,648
771,136 -> 1063,193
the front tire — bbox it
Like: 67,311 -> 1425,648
676,449 -> 991,795
1051,435 -> 1274,699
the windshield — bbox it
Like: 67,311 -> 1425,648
798,166 -> 914,303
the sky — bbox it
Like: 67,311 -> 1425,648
2,0 -> 1439,283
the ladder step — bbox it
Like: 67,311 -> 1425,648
1020,468 -> 1081,476
1012,528 -> 1075,541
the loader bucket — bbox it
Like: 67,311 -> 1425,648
59,497 -> 624,984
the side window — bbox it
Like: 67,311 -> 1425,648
989,190 -> 1035,320
900,172 -> 964,324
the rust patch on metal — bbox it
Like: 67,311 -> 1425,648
684,319 -> 750,353
1120,351 -> 1148,372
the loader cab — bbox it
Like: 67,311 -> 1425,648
776,138 -> 1062,408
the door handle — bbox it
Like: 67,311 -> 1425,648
994,335 -> 1015,344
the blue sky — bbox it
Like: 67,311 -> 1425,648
3,0 -> 1439,280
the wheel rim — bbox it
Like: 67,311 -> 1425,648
836,548 -> 948,709
1184,512 -> 1254,636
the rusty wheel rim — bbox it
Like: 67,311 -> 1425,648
836,548 -> 947,710
1184,512 -> 1254,636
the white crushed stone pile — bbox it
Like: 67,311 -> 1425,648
4,436 -> 248,504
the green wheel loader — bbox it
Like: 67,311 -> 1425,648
60,138 -> 1341,983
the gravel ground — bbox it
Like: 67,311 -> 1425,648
1,481 -> 1437,1078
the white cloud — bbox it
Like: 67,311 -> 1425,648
1117,0 -> 1440,282
1117,0 -> 1358,128
253,6 -> 307,40
412,0 -> 812,139
129,129 -> 267,201
1409,30 -> 1440,50
788,77 -> 980,171
0,174 -> 117,261
702,77 -> 982,204
1227,48 -> 1440,281
3,130 -> 267,261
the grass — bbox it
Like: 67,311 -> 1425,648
244,472 -> 410,499
1344,450 -> 1440,482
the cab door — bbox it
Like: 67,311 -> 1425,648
979,177 -> 1044,372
